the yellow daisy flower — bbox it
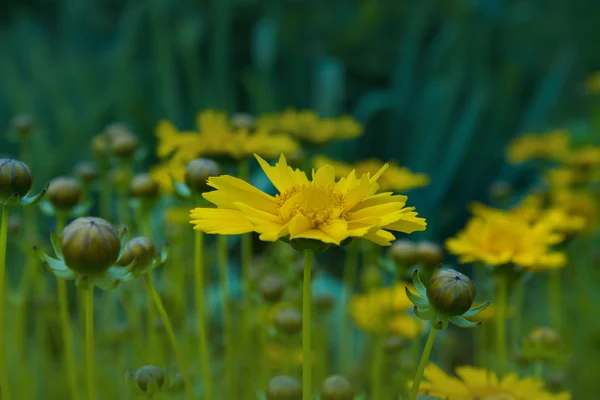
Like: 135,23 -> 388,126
349,284 -> 424,338
445,206 -> 566,271
506,129 -> 570,164
190,153 -> 427,246
418,364 -> 571,400
313,155 -> 429,192
550,189 -> 598,232
256,108 -> 363,145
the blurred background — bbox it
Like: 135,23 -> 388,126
1,0 -> 599,239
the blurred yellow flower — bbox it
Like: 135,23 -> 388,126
544,166 -> 591,189
550,189 -> 598,232
446,206 -> 566,271
149,157 -> 187,194
559,145 -> 600,169
156,110 -> 299,162
256,108 -> 363,144
190,153 -> 426,246
506,129 -> 570,164
313,156 -> 429,192
585,71 -> 600,94
349,284 -> 424,338
418,364 -> 571,400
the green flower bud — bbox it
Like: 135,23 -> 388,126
74,161 -> 98,185
390,239 -> 418,268
47,177 -> 83,211
133,365 -> 167,394
90,134 -> 111,159
273,307 -> 302,335
312,293 -> 335,313
0,159 -> 34,202
320,375 -> 354,400
118,237 -> 157,268
416,241 -> 443,268
61,217 -> 121,275
184,158 -> 221,194
104,122 -> 132,140
10,114 -> 36,137
266,376 -> 302,400
426,269 -> 475,317
524,326 -> 562,362
130,173 -> 160,201
259,275 -> 285,304
110,132 -> 139,160
489,181 -> 513,203
383,335 -> 406,354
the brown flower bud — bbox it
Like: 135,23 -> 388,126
320,375 -> 355,400
133,365 -> 166,394
266,376 -> 302,400
390,239 -> 419,268
110,133 -> 139,159
259,275 -> 285,304
74,162 -> 98,185
273,307 -> 302,335
184,158 -> 221,194
90,134 -> 110,159
10,114 -> 36,137
526,327 -> 562,351
60,217 -> 121,275
118,237 -> 157,268
130,173 -> 160,201
426,269 -> 475,316
0,159 -> 34,202
383,335 -> 406,354
416,241 -> 443,268
47,177 -> 83,211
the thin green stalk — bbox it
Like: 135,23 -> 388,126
409,327 -> 438,400
370,334 -> 385,400
99,163 -> 112,221
339,241 -> 358,371
85,288 -> 97,400
141,206 -> 159,364
119,290 -> 145,364
495,273 -> 508,377
302,250 -> 314,400
511,278 -> 525,349
143,274 -> 195,400
258,311 -> 269,390
533,361 -> 543,379
56,213 -> 79,399
218,235 -> 234,396
194,231 -> 212,400
0,205 -> 13,400
549,269 -> 562,331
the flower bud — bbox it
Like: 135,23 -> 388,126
259,275 -> 285,304
312,293 -> 335,313
61,217 -> 121,275
90,134 -> 110,159
132,365 -> 166,394
273,307 -> 302,335
390,239 -> 418,267
383,335 -> 406,354
130,173 -> 160,201
230,113 -> 255,130
320,375 -> 354,400
47,177 -> 83,211
110,132 -> 139,160
426,269 -> 475,317
118,237 -> 157,268
184,158 -> 221,194
104,122 -> 131,140
10,114 -> 35,137
416,241 -> 443,268
266,376 -> 302,400
489,181 -> 513,203
74,162 -> 98,185
524,326 -> 562,361
0,159 -> 34,203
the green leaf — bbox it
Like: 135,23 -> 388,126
450,315 -> 481,329
463,301 -> 490,317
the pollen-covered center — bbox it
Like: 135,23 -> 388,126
277,182 -> 346,227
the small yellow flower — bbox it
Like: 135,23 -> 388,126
550,189 -> 598,232
149,158 -> 187,194
190,153 -> 426,246
418,364 -> 571,400
544,166 -> 591,189
313,156 -> 429,192
559,145 -> 600,169
446,206 -> 566,271
349,284 -> 424,338
585,71 -> 600,94
506,129 -> 570,164
256,108 -> 363,145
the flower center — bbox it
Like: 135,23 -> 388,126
277,182 -> 346,227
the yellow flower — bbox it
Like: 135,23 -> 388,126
506,129 -> 570,164
349,284 -> 424,338
446,206 -> 566,271
256,108 -> 363,144
313,156 -> 429,192
190,154 -> 426,246
418,364 -> 571,400
544,167 -> 590,189
559,145 -> 600,169
156,110 -> 299,161
550,189 -> 598,232
149,157 -> 187,194
585,71 -> 600,94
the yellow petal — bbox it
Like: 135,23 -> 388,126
288,213 -> 313,238
362,229 -> 396,246
190,208 -> 254,234
203,175 -> 277,213
318,219 -> 349,244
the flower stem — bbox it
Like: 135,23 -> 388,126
143,274 -> 195,400
533,360 -> 543,379
0,205 -> 13,400
409,327 -> 438,400
339,241 -> 358,371
302,249 -> 314,400
370,334 -> 385,400
99,162 -> 112,221
217,235 -> 234,396
495,273 -> 508,377
511,278 -> 525,349
549,269 -> 562,331
85,288 -> 97,400
194,230 -> 212,400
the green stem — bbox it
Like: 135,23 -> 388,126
99,162 -> 112,221
495,273 -> 508,377
141,207 -> 159,364
119,290 -> 145,363
549,269 -> 562,331
370,334 -> 385,400
0,205 -> 12,400
217,235 -> 233,396
143,274 -> 195,400
339,241 -> 358,371
302,250 -> 314,400
409,327 -> 438,400
511,278 -> 525,349
85,288 -> 97,400
56,213 -> 79,399
194,231 -> 212,400
533,361 -> 543,379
